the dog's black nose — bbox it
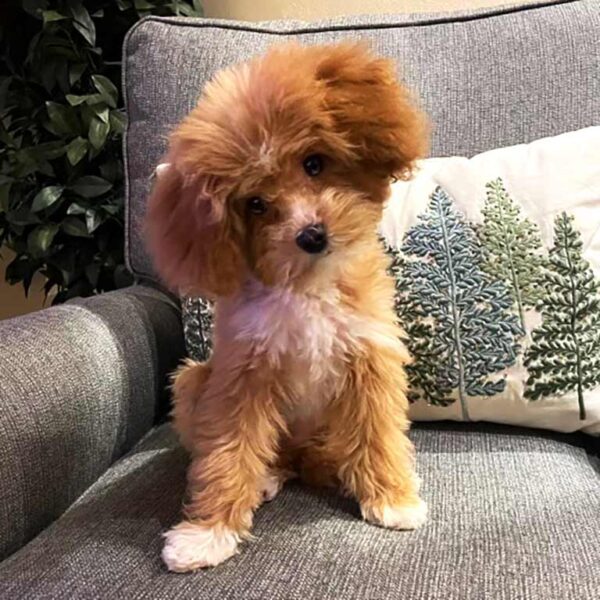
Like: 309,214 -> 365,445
296,223 -> 328,254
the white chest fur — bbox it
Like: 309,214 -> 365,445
227,283 -> 348,369
218,281 -> 351,425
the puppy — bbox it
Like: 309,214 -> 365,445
146,42 -> 428,573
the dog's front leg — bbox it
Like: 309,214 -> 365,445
162,366 -> 284,572
325,342 -> 427,530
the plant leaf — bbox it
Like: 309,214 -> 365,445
193,0 -> 204,15
169,1 -> 196,17
42,10 -> 67,23
88,145 -> 101,161
46,101 -> 79,136
66,137 -> 88,166
102,203 -> 120,216
134,0 -> 154,9
84,94 -> 104,105
41,60 -> 57,93
37,160 -> 55,178
7,207 -> 42,226
5,256 -> 35,293
116,0 -> 132,10
92,104 -> 110,123
31,141 -> 66,160
66,94 -> 93,106
47,250 -> 76,285
32,185 -> 64,212
0,183 -> 12,213
0,77 -> 12,111
67,202 -> 87,215
70,2 -> 96,46
88,116 -> 110,150
92,75 -> 118,108
109,110 -> 126,135
28,223 -> 59,257
85,208 -> 103,233
0,121 -> 16,148
61,216 -> 91,237
69,63 -> 87,86
70,175 -> 112,198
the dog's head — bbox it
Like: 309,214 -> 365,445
146,43 -> 428,297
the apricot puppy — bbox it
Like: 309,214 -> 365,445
146,42 -> 428,572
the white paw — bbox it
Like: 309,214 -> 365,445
362,498 -> 428,530
162,521 -> 240,572
260,472 -> 283,503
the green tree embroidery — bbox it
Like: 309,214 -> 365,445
384,240 -> 442,405
524,212 -> 600,420
479,178 -> 545,332
390,187 -> 522,420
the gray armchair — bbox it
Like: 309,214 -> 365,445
0,1 -> 598,598
0,286 -> 184,560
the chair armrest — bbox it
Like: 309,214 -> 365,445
0,285 -> 185,560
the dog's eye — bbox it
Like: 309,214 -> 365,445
246,196 -> 268,215
303,154 -> 324,177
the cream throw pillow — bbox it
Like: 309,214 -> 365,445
381,127 -> 600,435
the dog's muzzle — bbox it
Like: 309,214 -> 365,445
295,223 -> 328,254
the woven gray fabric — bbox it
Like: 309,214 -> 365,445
123,0 -> 600,280
0,423 -> 597,599
0,286 -> 185,561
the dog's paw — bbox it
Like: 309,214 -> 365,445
162,521 -> 240,572
260,472 -> 284,503
362,497 -> 428,530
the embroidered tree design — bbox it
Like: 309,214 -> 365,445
393,187 -> 522,420
182,296 -> 214,361
479,178 -> 545,332
524,213 -> 600,420
384,239 -> 440,405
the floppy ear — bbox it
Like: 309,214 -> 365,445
315,43 -> 428,182
145,160 -> 244,298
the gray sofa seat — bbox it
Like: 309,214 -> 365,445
0,424 -> 597,599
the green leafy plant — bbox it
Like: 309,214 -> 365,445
524,212 -> 600,420
393,187 -> 523,420
0,0 -> 202,303
479,178 -> 545,332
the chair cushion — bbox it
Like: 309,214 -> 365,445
123,0 -> 600,281
1,423 -> 597,599
0,286 -> 184,562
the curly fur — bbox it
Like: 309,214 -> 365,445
146,42 -> 429,572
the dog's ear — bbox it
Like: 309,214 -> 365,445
315,43 -> 428,183
145,160 -> 244,298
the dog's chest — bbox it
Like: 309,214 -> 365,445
228,286 -> 350,421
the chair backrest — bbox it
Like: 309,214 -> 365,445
123,0 -> 600,282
